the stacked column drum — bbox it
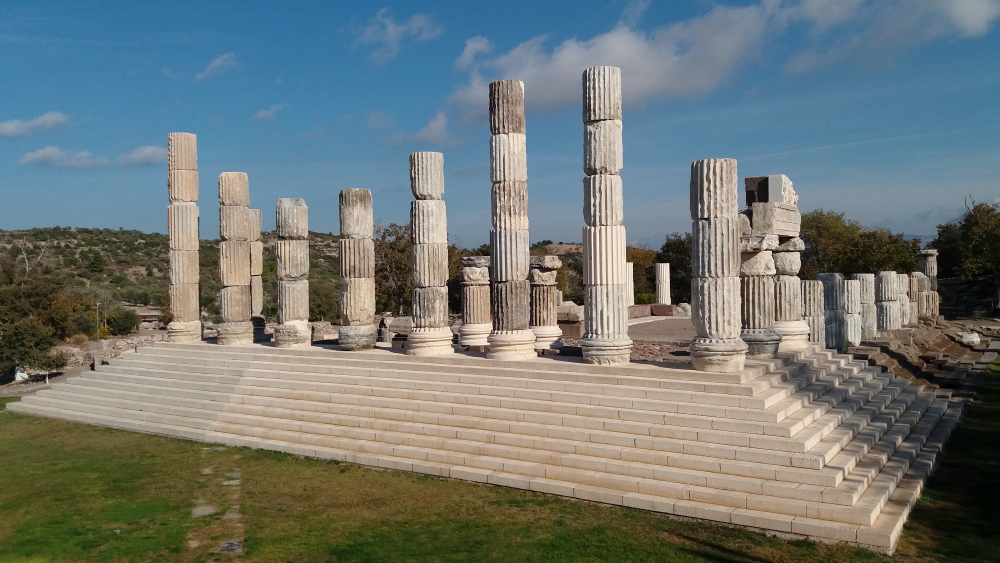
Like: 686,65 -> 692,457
801,280 -> 825,345
249,208 -> 267,342
875,271 -> 902,331
275,198 -> 310,348
896,273 -> 911,325
338,190 -> 376,350
817,273 -> 846,352
919,250 -> 940,317
217,173 -> 254,345
739,234 -> 781,358
529,256 -> 563,351
853,273 -> 877,340
166,132 -> 201,342
459,257 -> 491,347
844,279 -> 862,347
772,236 -> 810,351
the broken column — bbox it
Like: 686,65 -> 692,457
739,232 -> 781,359
249,208 -> 267,342
581,66 -> 632,365
655,263 -> 671,304
801,280 -> 826,344
817,273 -> 846,351
875,271 -> 902,331
896,273 -> 911,325
217,173 -> 253,345
908,273 -> 921,323
919,249 -> 940,317
275,198 -> 310,348
844,279 -> 862,347
530,256 -> 563,351
772,236 -> 809,352
408,152 -> 454,357
690,158 -> 746,372
459,256 -> 491,348
913,271 -> 932,318
852,273 -> 877,340
166,132 -> 201,342
338,190 -> 376,350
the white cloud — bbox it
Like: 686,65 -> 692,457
411,112 -> 451,144
366,110 -> 395,130
0,111 -> 69,138
354,8 -> 443,64
118,145 -> 167,166
619,0 -> 651,28
454,36 -> 493,69
195,53 -> 238,81
252,104 -> 288,121
161,67 -> 182,80
18,146 -> 109,168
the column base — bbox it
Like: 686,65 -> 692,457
690,337 -> 747,373
407,327 -> 455,356
217,321 -> 254,345
275,320 -> 311,349
581,335 -> 632,365
167,320 -> 202,342
741,328 -> 783,359
338,324 -> 377,351
531,325 -> 563,351
487,330 -> 537,361
458,323 -> 492,347
773,320 -> 810,352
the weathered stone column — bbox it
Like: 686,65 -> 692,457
530,256 -> 563,351
690,158 -> 746,372
408,152 -> 454,356
166,132 -> 201,342
625,262 -> 635,307
459,256 -> 491,347
338,190 -> 376,350
249,208 -> 267,342
655,263 -> 671,304
844,279 -> 862,347
875,271 -> 902,331
275,198 -> 310,348
581,66 -> 632,365
908,273 -> 921,323
852,273 -> 877,340
801,280 -> 825,344
740,234 -> 781,358
818,273 -> 845,351
772,237 -> 809,352
896,273 -> 911,325
913,272 -> 932,318
919,249 -> 940,317
217,173 -> 253,345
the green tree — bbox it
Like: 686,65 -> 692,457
373,222 -> 413,315
655,233 -> 692,304
931,201 -> 1000,280
799,210 -> 918,280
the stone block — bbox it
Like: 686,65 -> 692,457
852,273 -> 876,304
491,181 -> 528,230
692,217 -> 740,278
411,200 -> 449,244
250,241 -> 263,276
897,273 -> 910,297
690,158 -> 738,219
168,169 -> 198,203
489,79 -> 525,135
805,315 -> 825,344
628,304 -> 651,319
341,277 -> 375,325
774,275 -> 802,322
412,242 -> 449,288
218,172 -> 250,206
584,283 -> 629,337
558,303 -> 584,322
844,279 -> 861,314
529,255 -> 562,270
277,198 -> 310,239
167,132 -> 197,171
909,273 -> 923,296
744,174 -> 797,206
167,203 -> 199,251
338,324 -> 377,351
276,239 -> 310,280
750,202 -> 800,237
249,209 -> 261,241
528,268 -> 557,285
740,251 -> 776,277
909,301 -> 918,325
875,271 -> 899,301
217,321 -> 253,345
650,303 -> 679,316
817,273 -> 845,311
776,237 -> 805,252
169,250 -> 199,285
339,190 -> 372,239
250,275 -> 263,316
740,234 -> 779,253
583,119 -> 623,175
409,152 -> 445,200
876,300 -> 902,331
824,309 -> 846,351
220,285 -> 251,323
278,280 -> 309,322
219,206 -> 253,241
339,238 -> 374,278
490,229 -> 530,281
490,133 -> 527,183
691,276 -> 741,340
169,283 -> 200,322
491,280 -> 531,331
860,302 -> 877,339
412,286 -> 449,328
462,256 -> 490,268
219,240 -> 251,286
462,266 -> 490,283
581,225 -> 627,284
583,66 -> 622,122
772,251 -> 800,276
845,312 -> 861,346
801,280 -> 824,317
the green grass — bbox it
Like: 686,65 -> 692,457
2,372 -> 999,562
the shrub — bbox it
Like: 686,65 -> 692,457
106,308 -> 141,336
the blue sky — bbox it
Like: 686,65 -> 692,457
1,0 -> 998,247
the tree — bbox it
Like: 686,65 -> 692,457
655,233 -> 692,303
373,222 -> 413,315
799,210 -> 918,280
931,201 -> 1000,280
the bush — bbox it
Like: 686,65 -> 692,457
68,333 -> 89,346
106,308 -> 141,336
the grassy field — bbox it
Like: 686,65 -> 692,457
1,370 -> 998,563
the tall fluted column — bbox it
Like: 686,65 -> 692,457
852,273 -> 877,339
875,271 -> 902,331
530,256 -> 563,351
275,198 -> 310,348
690,158 -> 746,372
801,280 -> 826,344
166,132 -> 201,342
408,152 -> 454,356
817,273 -> 845,351
773,237 -> 809,351
625,262 -> 635,307
655,263 -> 671,304
487,79 -> 535,360
459,256 -> 491,347
581,66 -> 632,365
249,208 -> 267,342
338,190 -> 376,350
844,279 -> 862,347
217,173 -> 253,345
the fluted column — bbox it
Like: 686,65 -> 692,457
690,158 -> 746,372
217,172 -> 253,345
913,272 -> 932,318
655,263 -> 671,304
844,279 -> 861,347
407,152 -> 454,356
875,271 -> 902,331
907,273 -> 920,324
919,249 -> 940,317
459,256 -> 491,347
337,190 -> 375,350
896,273 -> 911,325
529,256 -> 563,351
817,273 -> 845,351
486,79 -> 535,360
772,236 -> 809,352
852,273 -> 877,339
166,132 -> 201,342
801,280 -> 826,345
248,208 -> 267,342
581,66 -> 632,365
739,235 -> 781,358
274,198 -> 310,348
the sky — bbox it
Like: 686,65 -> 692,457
1,0 -> 998,248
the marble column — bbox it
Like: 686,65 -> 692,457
875,271 -> 902,331
459,256 -> 491,347
852,273 -> 877,340
896,273 -> 911,325
275,198 -> 310,348
530,255 -> 563,351
844,279 -> 862,347
913,272 -> 932,318
690,158 -> 746,372
217,172 -> 253,345
338,190 -> 376,350
166,132 -> 202,342
581,66 -> 632,365
625,262 -> 635,307
801,280 -> 826,345
408,152 -> 454,356
249,208 -> 267,342
655,263 -> 671,304
919,249 -> 940,317
817,273 -> 846,351
908,273 -> 920,324
772,237 -> 809,352
740,234 -> 781,358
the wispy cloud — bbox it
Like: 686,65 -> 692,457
18,146 -> 108,168
411,112 -> 452,145
252,103 -> 288,121
366,110 -> 395,131
455,36 -> 493,70
118,145 -> 167,166
0,111 -> 69,138
354,8 -> 443,64
195,53 -> 238,81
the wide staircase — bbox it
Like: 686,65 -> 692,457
8,341 -> 962,552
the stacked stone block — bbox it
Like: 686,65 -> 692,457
217,172 -> 253,345
338,190 -> 376,350
875,271 -> 902,331
530,256 -> 563,351
690,158 -> 746,372
408,152 -> 454,356
801,280 -> 825,345
249,208 -> 267,342
852,273 -> 877,340
817,273 -> 846,351
844,279 -> 862,347
655,263 -> 671,304
274,198 -> 310,348
459,256 -> 491,347
166,132 -> 201,342
581,66 -> 632,365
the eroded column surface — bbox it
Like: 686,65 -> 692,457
581,66 -> 632,365
166,132 -> 201,342
530,256 -> 563,351
690,158 -> 746,372
249,208 -> 267,342
801,280 -> 826,345
852,273 -> 877,340
655,263 -> 671,305
408,152 -> 454,356
844,279 -> 862,347
338,190 -> 376,350
275,198 -> 310,348
459,256 -> 491,347
875,271 -> 902,331
817,273 -> 845,351
217,172 -> 253,345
